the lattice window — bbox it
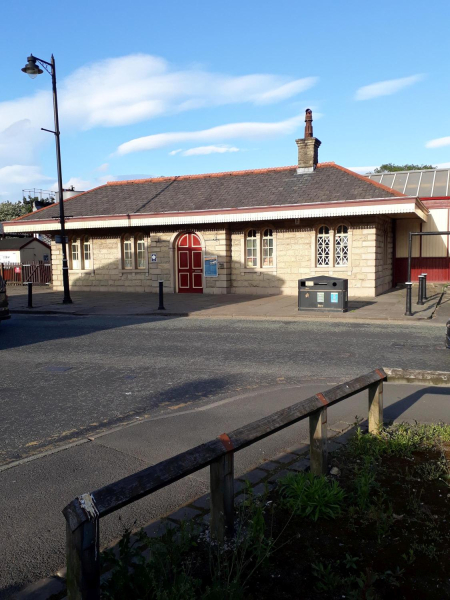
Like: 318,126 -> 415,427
246,229 -> 258,267
136,234 -> 146,269
317,226 -> 331,266
335,225 -> 349,266
262,229 -> 274,267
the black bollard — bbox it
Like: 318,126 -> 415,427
27,281 -> 33,308
405,282 -> 412,316
158,280 -> 165,310
422,273 -> 427,300
418,275 -> 425,306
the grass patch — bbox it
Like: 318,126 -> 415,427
101,422 -> 450,599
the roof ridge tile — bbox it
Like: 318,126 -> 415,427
106,165 -> 297,186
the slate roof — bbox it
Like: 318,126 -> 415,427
0,237 -> 36,250
15,163 -> 404,223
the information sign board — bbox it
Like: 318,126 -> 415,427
205,256 -> 218,277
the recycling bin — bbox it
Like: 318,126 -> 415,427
298,276 -> 348,312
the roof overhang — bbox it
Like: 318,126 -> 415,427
2,196 -> 427,234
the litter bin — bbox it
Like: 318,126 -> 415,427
298,276 -> 348,313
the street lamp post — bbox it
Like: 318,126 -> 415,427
21,54 -> 72,304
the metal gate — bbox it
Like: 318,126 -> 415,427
0,262 -> 52,286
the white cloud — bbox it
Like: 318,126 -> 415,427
0,165 -> 53,199
0,54 -> 318,134
426,136 -> 450,149
117,114 -> 304,156
169,149 -> 182,156
355,74 -> 424,101
49,174 -> 118,193
181,145 -> 240,156
0,54 -> 317,198
96,163 -> 109,172
347,166 -> 379,174
0,165 -> 52,185
436,162 -> 450,168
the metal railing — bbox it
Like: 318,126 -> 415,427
63,368 -> 386,599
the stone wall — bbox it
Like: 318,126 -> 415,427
50,218 -> 394,297
51,228 -> 231,294
229,217 -> 392,297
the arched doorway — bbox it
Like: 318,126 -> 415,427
176,232 -> 203,293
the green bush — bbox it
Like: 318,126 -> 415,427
278,472 -> 345,521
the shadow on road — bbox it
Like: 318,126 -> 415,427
384,385 -> 450,422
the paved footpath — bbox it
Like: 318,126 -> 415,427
7,283 -> 450,324
2,378 -> 450,599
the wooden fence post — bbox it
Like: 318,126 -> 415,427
65,496 -> 100,600
210,450 -> 234,543
368,381 -> 383,434
309,407 -> 328,476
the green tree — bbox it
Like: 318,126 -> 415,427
0,201 -> 29,222
374,163 -> 436,173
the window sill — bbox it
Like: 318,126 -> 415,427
69,269 -> 94,274
119,269 -> 148,274
241,267 -> 277,274
310,266 -> 352,273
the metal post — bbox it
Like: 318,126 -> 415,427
27,282 -> 33,308
418,275 -> 424,306
422,273 -> 427,300
158,280 -> 165,310
51,56 -> 72,305
405,282 -> 412,316
407,232 -> 412,285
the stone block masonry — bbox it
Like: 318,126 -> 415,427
50,217 -> 392,298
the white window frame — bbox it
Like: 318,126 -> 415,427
70,237 -> 81,270
122,234 -> 134,269
317,225 -> 331,267
245,229 -> 258,268
135,234 -> 146,270
83,236 -> 92,270
241,227 -> 277,272
311,222 -> 352,272
120,232 -> 149,272
69,235 -> 93,271
334,225 -> 349,267
262,228 -> 274,268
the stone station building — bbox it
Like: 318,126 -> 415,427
3,111 -> 429,298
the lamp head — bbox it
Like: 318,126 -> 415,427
21,55 -> 43,79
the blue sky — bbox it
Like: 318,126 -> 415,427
1,0 -> 449,200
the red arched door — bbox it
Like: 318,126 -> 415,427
177,233 -> 203,293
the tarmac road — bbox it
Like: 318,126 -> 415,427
0,314 -> 449,597
0,313 -> 448,466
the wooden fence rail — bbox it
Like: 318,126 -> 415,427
63,368 -> 386,600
